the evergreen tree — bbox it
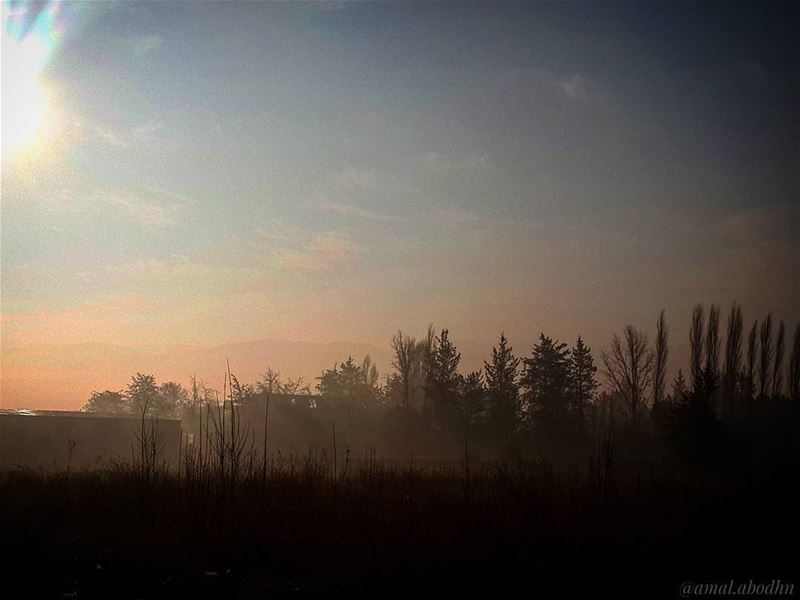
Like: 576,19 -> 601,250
484,333 -> 520,437
457,371 -> 486,430
317,363 -> 343,398
338,356 -> 363,395
569,336 -> 598,429
521,334 -> 572,434
317,356 -> 380,408
428,329 -> 461,431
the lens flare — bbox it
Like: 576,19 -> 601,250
1,1 -> 66,158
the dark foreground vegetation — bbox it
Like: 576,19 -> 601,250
2,452 -> 799,599
3,302 -> 799,597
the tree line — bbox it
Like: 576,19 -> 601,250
84,303 -> 800,461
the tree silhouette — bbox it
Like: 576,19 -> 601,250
83,390 -> 127,414
158,381 -> 190,418
771,320 -> 785,399
339,357 -> 364,394
521,334 -> 572,437
256,368 -> 282,395
704,304 -> 720,401
723,303 -> 743,416
758,314 -> 774,399
391,331 -> 417,412
317,356 -> 379,408
602,326 -> 653,428
127,373 -> 160,417
428,329 -> 461,431
317,364 -> 343,398
653,310 -> 669,407
420,324 -> 436,423
671,369 -> 688,403
457,371 -> 486,430
690,305 -> 705,396
484,333 -> 520,437
746,319 -> 758,401
361,356 -> 380,390
570,336 -> 598,430
789,324 -> 800,405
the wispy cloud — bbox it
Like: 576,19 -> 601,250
318,198 -> 395,222
36,186 -> 190,231
309,168 -> 405,223
255,223 -> 307,243
144,185 -> 195,205
429,206 -> 536,237
90,186 -> 191,229
88,119 -> 163,148
271,232 -> 360,274
93,125 -> 128,148
98,192 -> 176,229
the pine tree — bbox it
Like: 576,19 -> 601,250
569,336 -> 598,430
316,363 -> 343,398
458,371 -> 486,430
429,329 -> 461,431
484,333 -> 520,437
317,356 -> 379,407
521,334 -> 572,433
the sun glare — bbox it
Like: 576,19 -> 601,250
1,40 -> 48,152
1,1 -> 64,160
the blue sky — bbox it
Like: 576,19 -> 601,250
1,1 -> 797,405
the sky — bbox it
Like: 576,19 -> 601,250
1,1 -> 798,409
